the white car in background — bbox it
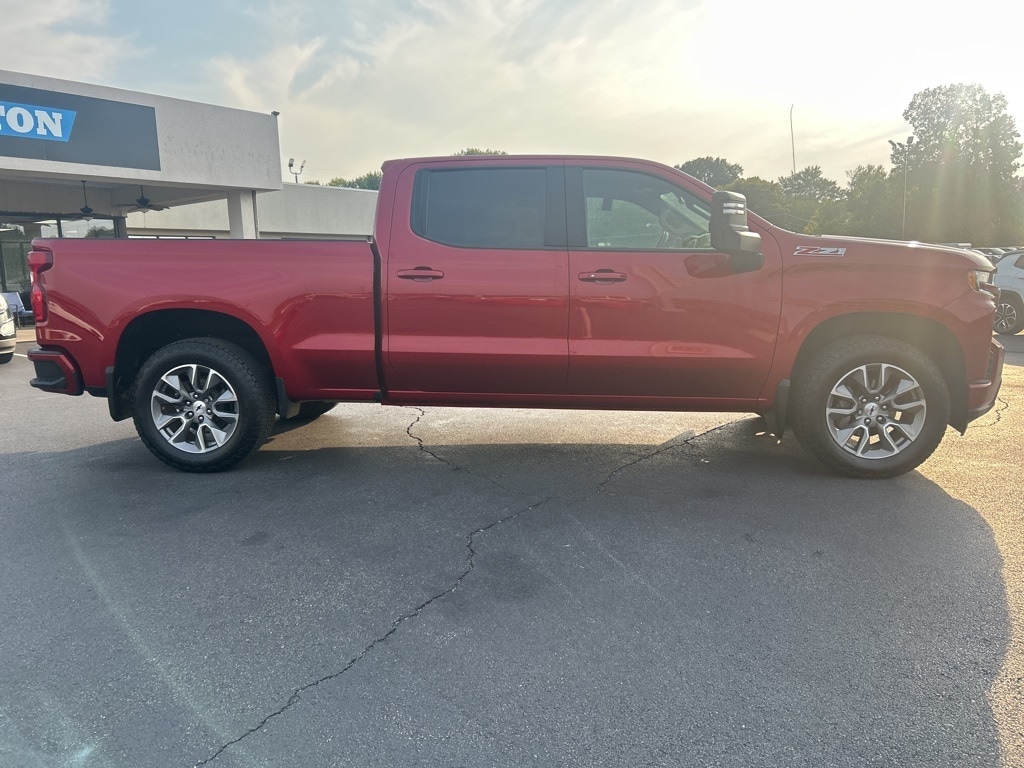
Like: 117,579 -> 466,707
0,293 -> 16,364
993,252 -> 1024,335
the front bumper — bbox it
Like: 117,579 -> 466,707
965,337 -> 1004,425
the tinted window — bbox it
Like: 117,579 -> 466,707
582,168 -> 711,250
413,168 -> 547,248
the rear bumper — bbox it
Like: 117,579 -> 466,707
965,337 -> 1004,425
27,347 -> 84,396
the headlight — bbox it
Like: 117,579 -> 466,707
968,270 -> 1000,301
968,270 -> 994,291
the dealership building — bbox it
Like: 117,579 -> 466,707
0,69 -> 376,296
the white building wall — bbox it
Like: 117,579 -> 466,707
0,69 -> 281,193
127,184 -> 378,239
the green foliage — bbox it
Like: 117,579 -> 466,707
85,225 -> 116,239
326,150 -> 506,190
807,165 -> 900,237
675,157 -> 743,187
778,166 -> 842,203
675,84 -> 1024,243
452,148 -> 507,156
725,169 -> 840,233
327,171 -> 383,190
304,86 -> 1024,244
723,177 -> 790,227
899,83 -> 1023,244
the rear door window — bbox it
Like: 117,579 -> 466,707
412,167 -> 563,249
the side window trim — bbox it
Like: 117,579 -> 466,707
565,166 -> 587,248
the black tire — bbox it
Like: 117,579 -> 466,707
0,351 -> 13,365
282,401 -> 337,421
132,338 -> 275,472
791,335 -> 949,479
994,294 -> 1024,335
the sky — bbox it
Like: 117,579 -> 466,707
3,0 -> 1024,186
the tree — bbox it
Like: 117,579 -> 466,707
327,171 -> 382,190
325,150 -> 505,190
723,177 -> 789,227
778,166 -> 842,203
452,148 -> 507,156
675,157 -> 743,188
899,83 -> 1023,244
767,166 -> 842,234
806,165 -> 900,238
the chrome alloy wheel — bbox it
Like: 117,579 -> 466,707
824,362 -> 927,460
994,300 -> 1018,333
149,363 -> 239,454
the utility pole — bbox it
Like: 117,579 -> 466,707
887,136 -> 914,239
790,105 -> 796,175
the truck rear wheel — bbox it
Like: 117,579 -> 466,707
791,336 -> 949,479
132,338 -> 275,472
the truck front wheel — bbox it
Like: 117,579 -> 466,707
132,338 -> 275,472
791,336 -> 949,479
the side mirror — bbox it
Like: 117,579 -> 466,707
709,191 -> 763,272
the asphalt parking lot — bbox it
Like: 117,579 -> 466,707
2,332 -> 1022,768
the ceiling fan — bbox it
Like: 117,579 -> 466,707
76,180 -> 94,220
116,186 -> 169,213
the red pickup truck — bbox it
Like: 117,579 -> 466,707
27,155 -> 1003,478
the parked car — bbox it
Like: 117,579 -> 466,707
0,293 -> 16,364
993,252 -> 1024,335
976,247 -> 1005,258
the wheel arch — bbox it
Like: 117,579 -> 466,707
790,312 -> 968,431
110,309 -> 274,420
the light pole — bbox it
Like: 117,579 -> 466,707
888,135 -> 914,239
287,158 -> 305,184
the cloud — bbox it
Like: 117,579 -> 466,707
15,0 -> 1019,185
0,0 -> 142,81
204,0 -> 719,180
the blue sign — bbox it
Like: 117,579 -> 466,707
0,101 -> 77,142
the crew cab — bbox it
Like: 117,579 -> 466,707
27,155 -> 1004,478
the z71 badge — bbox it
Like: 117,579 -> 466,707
794,246 -> 847,257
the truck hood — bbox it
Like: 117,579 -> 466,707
777,232 -> 995,271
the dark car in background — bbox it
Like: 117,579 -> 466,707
0,293 -> 16,364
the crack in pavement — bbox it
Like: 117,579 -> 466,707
192,413 -> 733,766
591,420 -> 738,495
191,412 -> 553,767
405,407 -> 522,495
970,395 -> 1009,429
405,407 -> 458,470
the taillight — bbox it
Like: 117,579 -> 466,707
28,247 -> 53,324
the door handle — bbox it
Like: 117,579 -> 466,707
578,270 -> 627,284
397,267 -> 445,281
